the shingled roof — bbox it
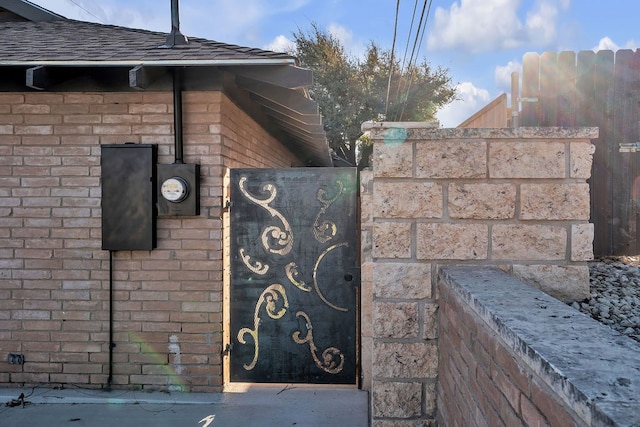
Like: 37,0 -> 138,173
0,20 -> 297,65
0,4 -> 332,166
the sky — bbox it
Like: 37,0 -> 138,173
28,0 -> 640,127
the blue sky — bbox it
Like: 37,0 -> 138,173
29,0 -> 640,127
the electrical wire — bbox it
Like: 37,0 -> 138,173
397,0 -> 434,121
384,0 -> 402,117
390,0 -> 420,116
65,0 -> 104,23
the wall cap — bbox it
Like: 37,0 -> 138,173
361,123 -> 599,141
438,266 -> 640,426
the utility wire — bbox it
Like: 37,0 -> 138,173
392,0 -> 420,115
394,0 -> 428,120
65,0 -> 104,23
398,0 -> 434,121
384,0 -> 402,118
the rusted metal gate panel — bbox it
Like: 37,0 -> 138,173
521,49 -> 640,256
229,168 -> 358,384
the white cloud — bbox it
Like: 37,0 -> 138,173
495,60 -> 522,93
327,23 -> 367,58
436,82 -> 491,128
427,0 -> 567,54
264,35 -> 296,53
593,37 -> 639,52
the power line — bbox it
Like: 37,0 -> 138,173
397,0 -> 433,121
65,0 -> 104,23
384,0 -> 402,118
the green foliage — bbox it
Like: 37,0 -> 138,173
292,23 -> 456,169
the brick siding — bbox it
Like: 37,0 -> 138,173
0,90 -> 301,392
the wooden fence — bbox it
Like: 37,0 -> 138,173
463,50 -> 640,256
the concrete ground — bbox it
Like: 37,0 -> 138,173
0,384 -> 369,427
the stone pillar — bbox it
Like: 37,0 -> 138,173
361,123 -> 597,426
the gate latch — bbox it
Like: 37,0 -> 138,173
619,142 -> 640,153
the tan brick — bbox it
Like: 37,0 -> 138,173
373,141 -> 413,178
15,125 -> 53,135
373,381 -> 422,418
570,141 -> 596,179
373,301 -> 419,338
520,184 -> 590,220
64,94 -> 104,104
373,341 -> 438,378
449,183 -> 516,219
489,141 -> 565,178
372,221 -> 412,259
513,264 -> 590,301
374,181 -> 442,218
571,223 -> 594,261
492,225 -> 566,260
416,223 -> 488,260
373,262 -> 431,299
416,140 -> 487,178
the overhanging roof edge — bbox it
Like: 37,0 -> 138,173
0,59 -> 296,67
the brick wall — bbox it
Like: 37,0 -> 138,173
437,269 -> 584,427
360,123 -> 597,425
0,90 -> 301,392
437,266 -> 640,427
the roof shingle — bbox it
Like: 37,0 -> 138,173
0,20 -> 296,64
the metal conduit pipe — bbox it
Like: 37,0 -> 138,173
172,67 -> 184,164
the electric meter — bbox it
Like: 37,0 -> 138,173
160,177 -> 189,203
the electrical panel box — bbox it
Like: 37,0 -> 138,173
101,144 -> 157,250
157,163 -> 200,217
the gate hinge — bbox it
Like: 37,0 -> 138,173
223,343 -> 233,356
619,142 -> 640,153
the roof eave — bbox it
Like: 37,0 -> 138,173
0,59 -> 297,67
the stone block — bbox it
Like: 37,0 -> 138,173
374,301 -> 420,338
373,341 -> 438,378
374,181 -> 443,219
360,170 -> 374,225
423,303 -> 438,340
492,225 -> 566,260
489,141 -> 565,178
512,264 -> 590,301
415,140 -> 487,179
520,184 -> 590,220
373,221 -> 412,259
570,141 -> 596,179
571,223 -> 594,261
373,380 -> 423,418
373,142 -> 413,178
373,263 -> 432,299
448,183 -> 516,219
416,223 -> 488,260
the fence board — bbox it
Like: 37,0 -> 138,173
539,52 -> 558,126
521,52 -> 540,125
519,49 -> 640,255
557,51 -> 576,126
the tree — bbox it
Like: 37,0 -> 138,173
292,23 -> 456,169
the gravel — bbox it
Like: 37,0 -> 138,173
569,256 -> 640,342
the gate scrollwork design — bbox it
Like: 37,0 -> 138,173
238,176 -> 293,256
237,284 -> 289,370
292,311 -> 344,374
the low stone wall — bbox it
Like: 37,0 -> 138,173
360,124 -> 598,425
438,266 -> 640,426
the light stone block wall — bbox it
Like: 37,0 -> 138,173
360,123 -> 598,426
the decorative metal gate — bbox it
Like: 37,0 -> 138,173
229,168 -> 359,384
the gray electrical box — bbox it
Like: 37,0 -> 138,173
157,163 -> 200,217
101,144 -> 157,250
